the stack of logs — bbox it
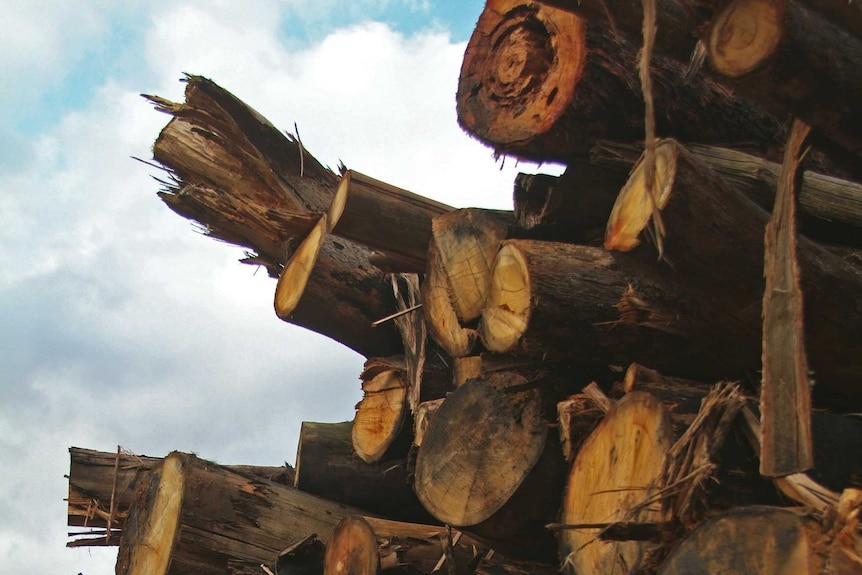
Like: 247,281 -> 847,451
67,0 -> 862,573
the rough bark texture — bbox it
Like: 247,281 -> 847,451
605,139 -> 862,410
457,0 -> 783,162
293,421 -> 433,524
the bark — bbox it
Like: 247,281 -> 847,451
456,0 -> 783,162
707,0 -> 862,159
115,452 -> 372,575
293,421 -> 433,524
66,447 -> 292,544
605,139 -> 862,410
558,391 -> 674,575
414,373 -> 566,561
656,506 -> 827,575
324,516 -> 380,575
479,239 -> 765,382
760,120 -> 813,477
591,140 -> 862,246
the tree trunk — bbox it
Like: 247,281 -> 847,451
293,421 -> 434,524
591,139 -> 862,246
414,373 -> 566,561
558,391 -> 674,575
656,506 -> 826,575
605,138 -> 862,410
456,0 -> 783,162
66,447 -> 292,545
708,0 -> 862,159
479,239 -> 763,382
115,452 -> 369,575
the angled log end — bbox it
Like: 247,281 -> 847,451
275,215 -> 328,319
480,242 -> 531,354
352,369 -> 408,464
456,0 -> 585,147
709,0 -> 784,78
324,516 -> 380,575
604,140 -> 678,252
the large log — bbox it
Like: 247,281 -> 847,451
605,139 -> 862,409
479,238 -> 763,382
66,447 -> 292,544
456,0 -> 783,162
147,75 -> 442,357
414,373 -> 566,562
708,0 -> 862,159
293,421 -> 434,524
115,452 -> 370,575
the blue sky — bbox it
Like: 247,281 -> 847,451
0,2 -> 561,573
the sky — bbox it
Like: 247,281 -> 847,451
0,1 -> 562,573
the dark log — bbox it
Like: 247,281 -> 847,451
708,0 -> 862,159
414,373 -> 566,562
456,0 -> 783,163
605,138 -> 862,410
66,447 -> 292,544
479,238 -> 765,382
115,452 -> 369,575
657,506 -> 827,575
293,421 -> 434,524
513,157 -> 629,244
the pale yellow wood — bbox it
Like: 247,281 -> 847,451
274,215 -> 328,318
125,455 -> 183,575
352,370 -> 407,463
710,0 -> 784,77
480,243 -> 530,353
560,392 -> 673,575
422,244 -> 477,357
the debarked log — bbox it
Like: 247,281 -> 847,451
479,238 -> 763,382
115,452 -> 369,575
457,0 -> 783,162
605,139 -> 862,409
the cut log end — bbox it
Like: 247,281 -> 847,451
604,140 -> 676,252
121,454 -> 183,575
457,1 -> 585,146
480,243 -> 531,353
275,215 -> 328,318
423,244 -> 478,357
324,516 -> 380,575
352,369 -> 408,464
709,0 -> 785,77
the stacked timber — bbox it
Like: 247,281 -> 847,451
64,0 -> 862,572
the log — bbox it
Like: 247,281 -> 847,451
558,391 -> 674,575
352,362 -> 410,463
324,516 -> 379,575
293,421 -> 434,524
708,0 -> 862,159
422,242 -> 478,358
479,238 -> 764,382
66,447 -> 292,544
456,0 -> 783,162
605,138 -> 862,409
591,139 -> 862,246
414,373 -> 566,561
657,506 -> 827,574
115,452 -> 369,575
146,75 -> 428,357
513,157 -> 629,244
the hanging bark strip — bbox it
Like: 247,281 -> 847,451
708,0 -> 862,158
456,0 -> 783,162
760,120 -> 814,477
